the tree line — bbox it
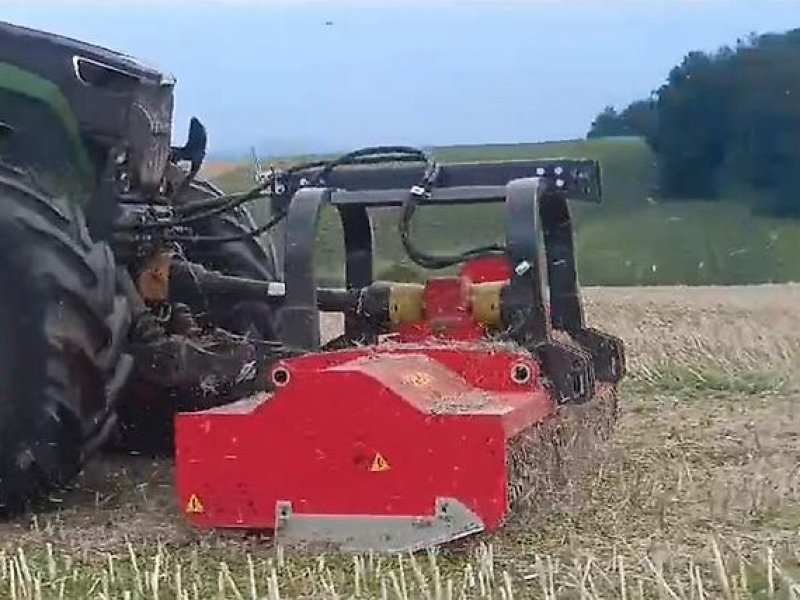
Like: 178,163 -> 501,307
588,28 -> 800,215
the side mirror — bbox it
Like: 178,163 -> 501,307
171,116 -> 207,174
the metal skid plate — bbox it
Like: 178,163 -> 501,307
275,497 -> 485,553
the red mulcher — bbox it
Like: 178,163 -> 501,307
174,153 -> 625,552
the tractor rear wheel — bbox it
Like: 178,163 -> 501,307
0,165 -> 131,514
169,168 -> 281,340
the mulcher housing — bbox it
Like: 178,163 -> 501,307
175,159 -> 625,552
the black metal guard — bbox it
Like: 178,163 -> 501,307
337,204 -> 376,343
280,189 -> 380,350
539,191 -> 583,332
537,191 -> 626,384
500,178 -> 594,405
501,178 -> 549,345
281,188 -> 330,350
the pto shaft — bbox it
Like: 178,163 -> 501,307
169,261 -> 506,329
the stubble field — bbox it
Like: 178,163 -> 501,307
1,284 -> 799,598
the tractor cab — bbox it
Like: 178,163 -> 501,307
0,20 -> 206,202
0,20 -> 174,188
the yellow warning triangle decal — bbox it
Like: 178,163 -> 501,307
370,453 -> 391,472
185,494 -> 205,514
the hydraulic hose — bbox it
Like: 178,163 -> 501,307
115,145 -> 511,270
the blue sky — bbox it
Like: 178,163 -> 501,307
4,1 -> 800,158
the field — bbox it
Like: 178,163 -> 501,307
2,285 -> 800,598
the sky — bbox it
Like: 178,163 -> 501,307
3,0 -> 800,158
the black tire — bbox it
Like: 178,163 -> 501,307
0,164 -> 131,514
168,168 -> 281,340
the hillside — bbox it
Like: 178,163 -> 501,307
209,136 -> 800,286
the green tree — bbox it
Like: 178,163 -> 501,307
596,27 -> 800,212
587,100 -> 656,139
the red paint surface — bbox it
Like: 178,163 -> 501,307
395,276 -> 486,342
175,347 -> 554,533
459,256 -> 512,283
174,266 -> 558,536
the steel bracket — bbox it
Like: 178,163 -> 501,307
274,498 -> 485,553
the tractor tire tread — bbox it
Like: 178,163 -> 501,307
0,167 -> 129,514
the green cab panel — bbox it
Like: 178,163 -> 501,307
0,62 -> 94,203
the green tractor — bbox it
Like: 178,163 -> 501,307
0,20 -> 282,512
0,20 -> 622,530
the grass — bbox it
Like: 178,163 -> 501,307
208,136 -> 800,286
574,201 -> 800,286
2,284 -> 800,598
2,539 -> 800,598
